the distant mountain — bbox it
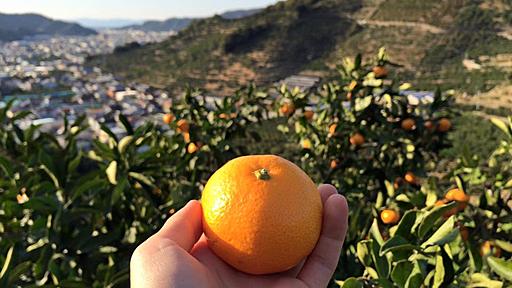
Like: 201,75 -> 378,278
121,18 -> 195,32
91,0 -> 512,95
75,18 -> 144,29
0,13 -> 96,41
119,8 -> 262,32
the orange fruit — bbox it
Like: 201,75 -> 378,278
279,103 -> 295,117
445,188 -> 469,203
424,120 -> 434,131
201,155 -> 323,275
330,159 -> 340,169
187,142 -> 199,154
404,172 -> 418,185
435,199 -> 448,206
393,177 -> 404,190
347,92 -> 353,100
373,66 -> 388,78
183,132 -> 191,143
401,118 -> 416,131
349,133 -> 365,146
328,124 -> 337,136
177,119 -> 190,133
479,241 -> 501,257
301,139 -> 312,150
381,209 -> 400,224
162,113 -> 174,124
437,118 -> 452,132
219,113 -> 229,119
303,110 -> 314,121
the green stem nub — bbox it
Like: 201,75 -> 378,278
255,168 -> 271,180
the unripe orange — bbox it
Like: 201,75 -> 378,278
373,66 -> 388,78
304,110 -> 314,121
349,133 -> 365,146
163,113 -> 175,124
401,118 -> 416,131
177,119 -> 190,133
381,209 -> 400,224
437,118 -> 452,132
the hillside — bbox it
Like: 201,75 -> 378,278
91,0 -> 512,94
0,13 -> 96,41
120,9 -> 262,32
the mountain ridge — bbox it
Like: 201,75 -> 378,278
0,13 -> 97,41
90,0 -> 512,94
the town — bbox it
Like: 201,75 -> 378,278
0,29 -> 175,146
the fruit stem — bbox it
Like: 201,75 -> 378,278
255,168 -> 271,180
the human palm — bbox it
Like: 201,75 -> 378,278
131,184 -> 349,288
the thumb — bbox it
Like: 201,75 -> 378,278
153,200 -> 203,252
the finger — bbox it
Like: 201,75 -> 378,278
153,200 -> 203,252
318,184 -> 337,205
298,194 -> 348,288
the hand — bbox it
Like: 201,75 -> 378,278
131,184 -> 349,288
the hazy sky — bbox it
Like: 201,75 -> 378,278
0,0 -> 279,20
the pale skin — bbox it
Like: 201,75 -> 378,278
131,184 -> 349,288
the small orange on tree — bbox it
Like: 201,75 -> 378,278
303,110 -> 314,121
162,113 -> 174,124
349,132 -> 365,146
437,118 -> 452,132
372,66 -> 388,78
401,118 -> 416,131
380,209 -> 400,224
177,119 -> 190,133
279,102 -> 295,117
404,172 -> 418,185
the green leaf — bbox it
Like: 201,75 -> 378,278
469,273 -> 503,288
128,172 -> 155,187
40,164 -> 60,189
118,135 -> 134,154
7,261 -> 31,286
112,178 -> 128,205
421,216 -> 457,248
0,246 -> 14,279
380,236 -> 416,256
118,114 -> 134,135
487,257 -> 512,282
405,261 -> 425,288
394,210 -> 417,240
370,218 -> 385,245
340,277 -> 363,288
433,247 -> 454,288
106,161 -> 118,185
391,260 -> 413,288
494,240 -> 512,252
371,238 -> 390,278
490,118 -> 511,137
357,240 -> 372,267
418,201 -> 458,239
384,180 -> 395,197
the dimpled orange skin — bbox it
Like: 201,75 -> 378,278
201,155 -> 323,275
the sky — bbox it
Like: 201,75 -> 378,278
0,0 -> 279,20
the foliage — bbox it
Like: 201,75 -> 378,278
1,50 -> 511,287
